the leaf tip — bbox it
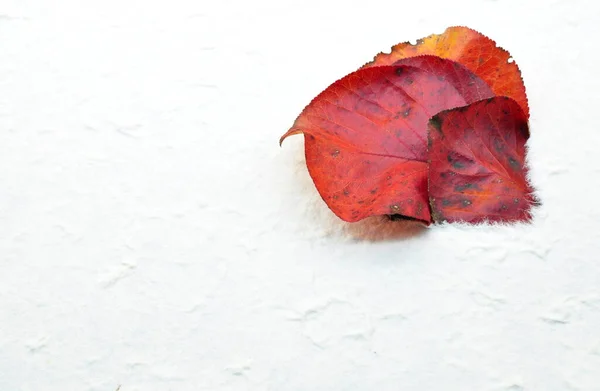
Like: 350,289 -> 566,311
279,128 -> 303,146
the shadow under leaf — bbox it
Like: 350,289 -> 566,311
338,215 -> 428,242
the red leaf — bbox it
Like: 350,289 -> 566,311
427,96 -> 536,223
280,56 -> 494,223
363,26 -> 529,117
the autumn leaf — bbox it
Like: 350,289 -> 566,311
427,96 -> 536,223
280,56 -> 494,223
363,26 -> 529,117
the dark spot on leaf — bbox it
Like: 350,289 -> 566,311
370,189 -> 377,194
501,204 -> 508,210
405,77 -> 414,85
514,198 -> 519,204
331,149 -> 340,157
442,199 -> 451,206
508,156 -> 520,170
447,151 -> 474,170
402,108 -> 411,118
343,189 -> 350,196
493,138 -> 504,152
390,204 -> 401,212
462,199 -> 472,207
448,154 -> 464,169
455,183 -> 477,192
395,67 -> 404,76
518,122 -> 529,137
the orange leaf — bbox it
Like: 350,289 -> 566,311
281,56 -> 494,223
363,26 -> 529,117
427,97 -> 536,223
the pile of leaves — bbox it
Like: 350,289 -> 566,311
280,26 -> 537,225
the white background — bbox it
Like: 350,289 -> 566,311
1,0 -> 599,390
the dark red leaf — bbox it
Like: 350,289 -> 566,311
280,56 -> 494,223
427,96 -> 536,223
363,26 -> 529,118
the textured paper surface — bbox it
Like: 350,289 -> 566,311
0,0 -> 599,390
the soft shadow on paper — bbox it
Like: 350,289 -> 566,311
336,215 -> 427,241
